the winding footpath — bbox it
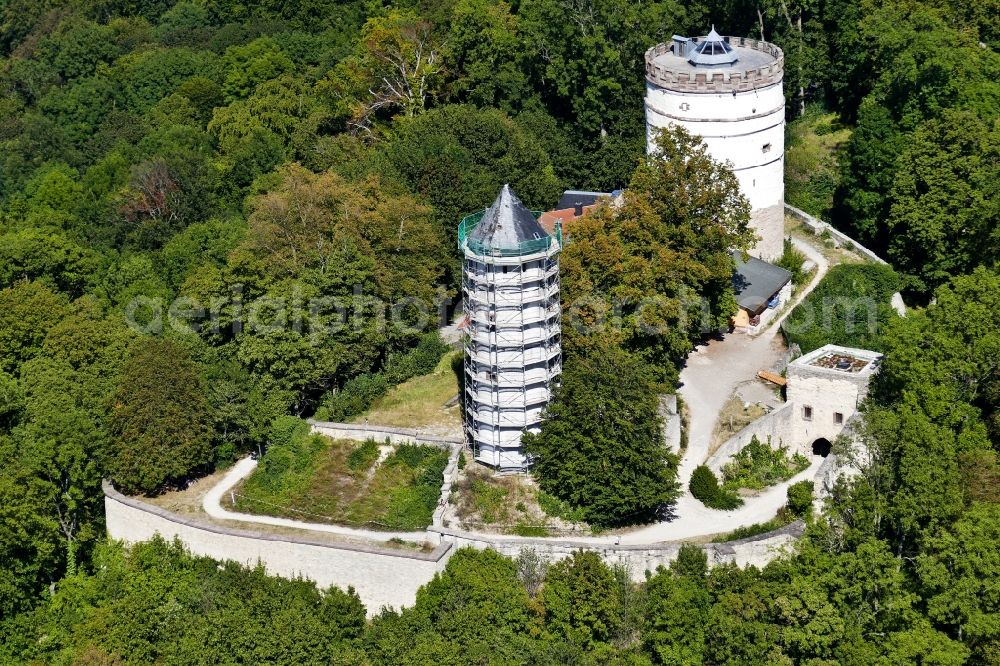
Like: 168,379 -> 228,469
202,457 -> 429,544
201,235 -> 832,545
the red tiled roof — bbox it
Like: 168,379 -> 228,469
538,204 -> 600,235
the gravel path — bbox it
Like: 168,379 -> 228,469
613,236 -> 831,542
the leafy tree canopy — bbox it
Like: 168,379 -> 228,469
524,345 -> 680,527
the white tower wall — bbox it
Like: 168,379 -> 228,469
644,36 -> 785,261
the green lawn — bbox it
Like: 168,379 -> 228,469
354,351 -> 462,431
230,433 -> 448,530
785,108 -> 852,218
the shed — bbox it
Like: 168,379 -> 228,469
732,252 -> 792,316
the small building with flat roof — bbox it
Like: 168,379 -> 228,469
785,345 -> 883,456
732,252 -> 792,334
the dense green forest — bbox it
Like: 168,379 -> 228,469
0,0 -> 998,663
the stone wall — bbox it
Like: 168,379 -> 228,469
308,420 -> 462,449
661,394 -> 682,451
104,482 -> 452,616
705,403 -> 796,473
751,203 -> 786,262
105,417 -> 810,615
430,521 -> 804,578
784,204 -> 887,265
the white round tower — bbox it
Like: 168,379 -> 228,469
644,28 -> 785,261
459,185 -> 562,471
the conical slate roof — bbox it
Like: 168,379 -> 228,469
689,26 -> 738,67
467,184 -> 549,253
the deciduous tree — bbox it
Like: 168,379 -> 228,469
107,337 -> 213,494
524,345 -> 679,527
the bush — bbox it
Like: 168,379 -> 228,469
787,480 -> 815,517
537,491 -> 587,524
268,415 -> 311,448
317,332 -> 450,422
470,479 -> 510,523
724,519 -> 780,541
513,523 -> 550,537
723,510 -> 795,541
346,439 -> 379,472
689,465 -> 718,502
384,332 -> 450,384
721,436 -> 810,491
689,465 -> 743,510
321,373 -> 389,421
775,237 -> 809,286
252,418 -> 323,489
782,263 -> 900,353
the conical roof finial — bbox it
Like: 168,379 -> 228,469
467,184 -> 549,254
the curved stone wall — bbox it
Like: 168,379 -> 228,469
106,477 -> 805,611
103,481 -> 452,615
104,420 -> 810,614
429,521 -> 804,577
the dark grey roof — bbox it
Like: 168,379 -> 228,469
468,184 -> 549,252
556,190 -> 611,210
689,26 -> 738,67
733,252 -> 792,314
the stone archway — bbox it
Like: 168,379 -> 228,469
811,438 -> 832,457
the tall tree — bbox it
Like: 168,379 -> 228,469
885,111 -> 1000,294
107,336 -> 213,494
327,10 -> 444,136
0,281 -> 70,374
524,345 -> 680,527
560,126 -> 753,384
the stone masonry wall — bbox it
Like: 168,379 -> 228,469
430,521 -> 804,578
705,403 -> 796,473
784,204 -> 887,265
751,202 -> 786,261
105,420 -> 810,615
309,421 -> 462,449
104,482 -> 452,615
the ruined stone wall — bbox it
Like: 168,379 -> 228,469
705,403 -> 797,472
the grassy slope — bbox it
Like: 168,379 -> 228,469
231,436 -> 448,530
784,108 -> 852,218
354,351 -> 462,430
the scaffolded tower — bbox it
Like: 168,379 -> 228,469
459,185 -> 562,471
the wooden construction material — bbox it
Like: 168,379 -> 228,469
757,370 -> 787,386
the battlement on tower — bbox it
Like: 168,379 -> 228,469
645,37 -> 784,93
